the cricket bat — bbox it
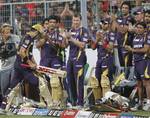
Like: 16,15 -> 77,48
21,64 -> 66,78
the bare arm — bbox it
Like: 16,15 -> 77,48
60,3 -> 74,18
125,44 -> 149,53
36,38 -> 46,48
19,47 -> 37,68
63,31 -> 86,49
69,37 -> 86,49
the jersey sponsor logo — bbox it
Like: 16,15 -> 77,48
22,44 -> 27,48
83,37 -> 88,42
110,36 -> 115,40
147,39 -> 150,44
134,38 -> 141,42
84,33 -> 88,37
133,45 -> 143,48
33,108 -> 50,116
58,36 -> 63,41
25,39 -> 30,45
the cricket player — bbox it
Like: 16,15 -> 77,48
94,18 -> 115,98
0,24 -> 44,111
64,13 -> 91,107
125,22 -> 150,111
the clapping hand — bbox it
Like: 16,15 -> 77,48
96,30 -> 104,42
125,45 -> 133,52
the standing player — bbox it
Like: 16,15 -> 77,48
125,22 -> 149,111
36,15 -> 66,72
64,13 -> 91,108
36,15 -> 67,106
94,18 -> 115,98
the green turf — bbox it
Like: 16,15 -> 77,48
129,110 -> 150,117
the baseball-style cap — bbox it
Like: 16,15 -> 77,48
133,7 -> 144,15
101,18 -> 111,24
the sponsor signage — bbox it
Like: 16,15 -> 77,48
61,110 -> 79,118
75,111 -> 92,118
33,108 -> 50,116
48,109 -> 56,116
88,112 -> 95,118
48,109 -> 64,117
17,108 -> 36,115
93,113 -> 100,118
120,113 -> 133,118
104,113 -> 119,118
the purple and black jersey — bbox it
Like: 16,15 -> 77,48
97,31 -> 115,59
41,30 -> 64,59
133,34 -> 147,62
68,27 -> 90,59
146,32 -> 150,58
146,32 -> 150,45
117,15 -> 134,26
16,35 -> 34,64
116,32 -> 134,66
66,27 -> 90,106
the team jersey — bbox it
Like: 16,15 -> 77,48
133,34 -> 147,61
68,27 -> 90,59
97,31 -> 115,59
41,30 -> 65,59
17,34 -> 34,64
146,32 -> 150,58
116,32 -> 134,66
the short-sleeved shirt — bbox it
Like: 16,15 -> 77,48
116,31 -> 134,66
97,31 -> 115,59
146,32 -> 150,58
41,30 -> 64,59
16,35 -> 34,64
133,34 -> 147,62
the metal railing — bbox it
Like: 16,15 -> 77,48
0,0 -> 81,35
